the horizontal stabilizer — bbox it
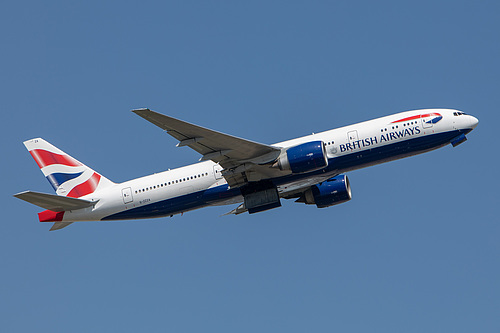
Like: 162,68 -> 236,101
50,222 -> 74,231
14,191 -> 97,212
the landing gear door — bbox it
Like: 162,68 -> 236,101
122,187 -> 133,204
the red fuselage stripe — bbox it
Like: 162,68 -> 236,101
391,113 -> 441,123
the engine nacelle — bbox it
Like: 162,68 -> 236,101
298,175 -> 352,208
277,141 -> 328,174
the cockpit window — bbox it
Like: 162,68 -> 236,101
453,111 -> 467,116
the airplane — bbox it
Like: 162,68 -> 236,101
14,108 -> 478,231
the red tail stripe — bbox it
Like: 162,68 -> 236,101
67,173 -> 101,198
30,149 -> 82,168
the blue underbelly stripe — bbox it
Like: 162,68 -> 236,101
102,130 -> 464,220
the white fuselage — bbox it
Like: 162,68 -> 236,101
61,109 -> 478,222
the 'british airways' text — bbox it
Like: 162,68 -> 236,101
339,126 -> 421,152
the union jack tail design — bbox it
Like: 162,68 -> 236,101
23,138 -> 114,198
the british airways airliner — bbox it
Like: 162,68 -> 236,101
15,108 -> 478,230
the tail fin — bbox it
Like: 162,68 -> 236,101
23,138 -> 114,198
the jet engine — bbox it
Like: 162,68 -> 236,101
275,141 -> 328,174
296,175 -> 352,208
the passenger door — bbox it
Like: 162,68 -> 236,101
122,187 -> 133,204
214,165 -> 223,180
348,130 -> 359,144
421,114 -> 433,129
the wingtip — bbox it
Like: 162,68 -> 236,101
13,191 -> 29,198
131,108 -> 151,113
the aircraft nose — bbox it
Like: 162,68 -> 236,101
469,115 -> 479,129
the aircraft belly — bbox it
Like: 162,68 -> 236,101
98,130 -> 466,221
101,185 -> 241,220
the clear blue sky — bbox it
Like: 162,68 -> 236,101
2,1 -> 498,332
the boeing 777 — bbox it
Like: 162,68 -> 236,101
14,108 -> 478,230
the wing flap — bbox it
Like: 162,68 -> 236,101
14,191 -> 97,212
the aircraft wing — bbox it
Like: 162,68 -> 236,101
133,109 -> 284,186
